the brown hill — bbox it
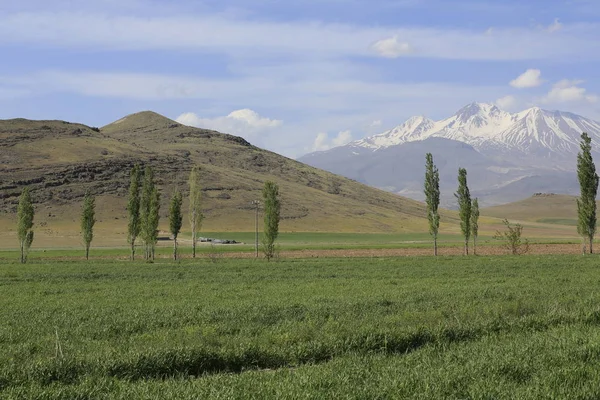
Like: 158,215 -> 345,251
482,193 -> 579,223
0,111 -> 461,247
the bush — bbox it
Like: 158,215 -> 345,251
493,219 -> 529,255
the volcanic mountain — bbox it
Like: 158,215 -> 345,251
299,103 -> 600,206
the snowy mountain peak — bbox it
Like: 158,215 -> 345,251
354,115 -> 435,149
347,103 -> 600,167
455,102 -> 499,119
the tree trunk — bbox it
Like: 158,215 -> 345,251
433,235 -> 438,256
85,245 -> 89,261
464,240 -> 469,256
20,241 -> 25,264
590,236 -> 594,254
473,236 -> 477,256
173,237 -> 177,260
130,240 -> 135,261
192,229 -> 196,258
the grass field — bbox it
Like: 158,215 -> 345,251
2,255 -> 600,398
0,230 -> 582,261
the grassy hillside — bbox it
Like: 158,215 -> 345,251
0,111 -> 464,247
482,193 -> 581,224
481,193 -> 584,238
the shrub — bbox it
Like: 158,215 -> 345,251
493,219 -> 529,255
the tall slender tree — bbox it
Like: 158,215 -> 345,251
471,198 -> 480,256
127,165 -> 142,261
148,186 -> 161,261
81,191 -> 96,260
17,187 -> 34,264
188,166 -> 203,258
169,189 -> 183,260
455,168 -> 472,256
424,153 -> 441,256
262,181 -> 281,261
577,132 -> 599,254
140,166 -> 155,260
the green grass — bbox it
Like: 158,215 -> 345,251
0,232 -> 582,261
2,255 -> 600,398
0,232 -> 466,259
537,218 -> 578,226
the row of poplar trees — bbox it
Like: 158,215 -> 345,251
424,153 -> 479,256
125,165 -> 205,261
16,164 -> 282,262
16,188 -> 96,263
123,164 -> 282,261
424,132 -> 599,256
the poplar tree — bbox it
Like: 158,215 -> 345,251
188,166 -> 203,258
169,189 -> 183,260
127,165 -> 142,261
140,166 -> 155,260
148,186 -> 161,260
455,168 -> 471,256
81,191 -> 96,260
262,181 -> 281,261
424,153 -> 441,256
471,198 -> 480,256
17,187 -> 34,264
577,132 -> 599,254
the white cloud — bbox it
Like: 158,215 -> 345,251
370,120 -> 382,128
510,69 -> 543,88
0,12 -> 599,61
371,36 -> 414,58
0,86 -> 31,99
0,69 -> 510,106
547,18 -> 563,33
495,95 -> 517,110
0,68 -> 537,157
311,130 -> 353,152
543,79 -> 598,103
312,133 -> 330,152
332,130 -> 353,146
176,109 -> 282,137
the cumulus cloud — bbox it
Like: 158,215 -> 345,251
371,36 -> 414,58
510,69 -> 543,89
311,130 -> 353,151
543,79 -> 598,103
176,109 -> 282,137
495,95 -> 517,110
547,18 -> 563,33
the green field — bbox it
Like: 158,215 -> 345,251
0,231 -> 581,261
536,218 -> 578,226
2,255 -> 600,398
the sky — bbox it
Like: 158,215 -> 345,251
1,0 -> 600,158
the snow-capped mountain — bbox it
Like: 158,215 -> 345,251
299,103 -> 600,207
351,103 -> 600,167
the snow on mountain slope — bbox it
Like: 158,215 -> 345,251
350,103 -> 600,165
354,116 -> 436,148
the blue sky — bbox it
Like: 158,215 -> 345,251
1,0 -> 599,157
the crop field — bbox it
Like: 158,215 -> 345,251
2,255 -> 600,398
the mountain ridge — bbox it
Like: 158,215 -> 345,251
343,102 -> 600,169
299,102 -> 599,207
